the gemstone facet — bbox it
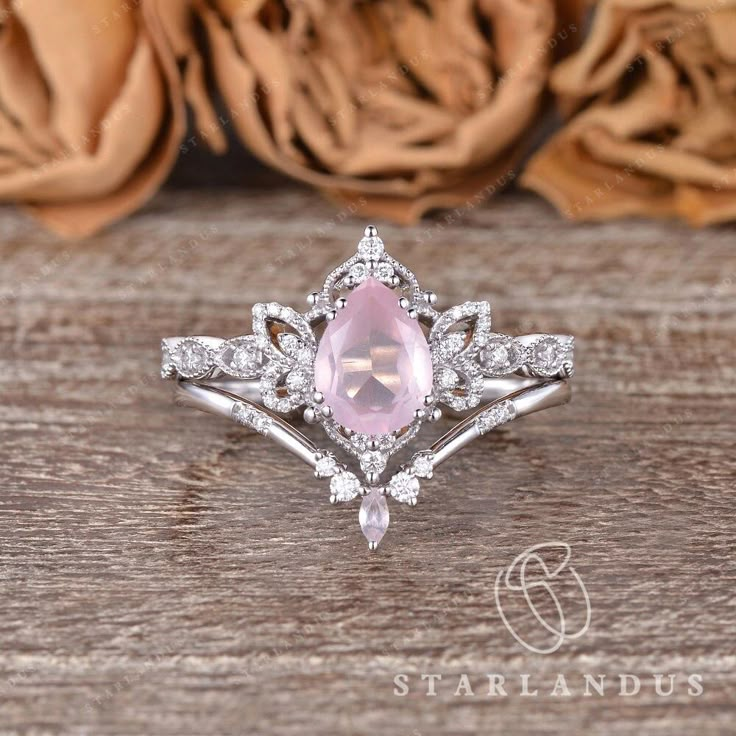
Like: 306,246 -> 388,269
359,488 -> 389,546
173,339 -> 210,378
330,471 -> 362,502
530,336 -> 566,376
481,334 -> 525,376
388,471 -> 420,504
315,278 -> 433,435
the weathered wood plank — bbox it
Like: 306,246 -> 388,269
0,189 -> 734,735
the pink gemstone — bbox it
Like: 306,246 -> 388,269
359,489 -> 389,546
315,278 -> 433,435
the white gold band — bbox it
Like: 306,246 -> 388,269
174,374 -> 571,474
162,226 -> 575,548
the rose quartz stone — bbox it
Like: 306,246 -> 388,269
359,488 -> 389,545
315,278 -> 433,435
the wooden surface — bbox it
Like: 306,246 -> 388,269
1,188 -> 735,735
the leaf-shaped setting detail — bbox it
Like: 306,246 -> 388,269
260,361 -> 314,414
429,301 -> 491,363
214,335 -> 265,378
429,302 -> 491,411
252,302 -> 316,366
277,332 -> 315,364
438,359 -> 485,411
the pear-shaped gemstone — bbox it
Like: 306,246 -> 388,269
315,278 -> 433,434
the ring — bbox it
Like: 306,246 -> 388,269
162,227 -> 574,550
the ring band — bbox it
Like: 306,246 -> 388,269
162,227 -> 574,549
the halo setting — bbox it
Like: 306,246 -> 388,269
163,227 -> 575,549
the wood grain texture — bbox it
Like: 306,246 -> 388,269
0,188 -> 735,736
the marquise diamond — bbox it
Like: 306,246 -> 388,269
359,489 -> 389,546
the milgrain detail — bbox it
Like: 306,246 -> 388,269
164,226 -> 574,548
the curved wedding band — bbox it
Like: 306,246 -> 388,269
174,375 -> 571,473
162,227 -> 574,548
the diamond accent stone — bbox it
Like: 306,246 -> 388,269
330,471 -> 362,502
359,489 -> 389,547
388,471 -> 420,504
232,402 -> 272,436
348,262 -> 368,284
437,367 -> 458,390
315,278 -> 433,435
315,453 -> 339,478
357,235 -> 384,261
360,450 -> 387,476
374,262 -> 394,282
411,451 -> 435,479
530,336 -> 566,376
430,301 -> 491,356
233,345 -> 256,371
434,333 -> 466,363
476,400 -> 516,435
172,339 -> 210,378
215,336 -> 263,378
253,302 -> 315,366
278,333 -> 313,363
481,334 -> 525,376
286,368 -> 310,392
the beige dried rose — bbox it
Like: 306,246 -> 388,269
0,0 -> 201,237
523,0 -> 736,226
193,0 -> 561,224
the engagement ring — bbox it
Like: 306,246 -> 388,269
162,227 -> 574,549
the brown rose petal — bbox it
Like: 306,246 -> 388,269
0,0 -> 186,238
194,0 -> 558,224
523,0 -> 736,226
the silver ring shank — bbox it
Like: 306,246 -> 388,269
174,375 -> 571,474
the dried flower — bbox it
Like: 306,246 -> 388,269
196,0 -> 560,223
0,0 -> 205,237
523,0 -> 736,226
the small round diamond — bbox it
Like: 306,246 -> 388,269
315,454 -> 339,478
411,452 -> 434,479
330,471 -> 362,502
530,337 -> 565,376
435,333 -> 466,362
476,400 -> 516,435
231,403 -> 248,423
437,367 -> 458,390
360,451 -> 387,475
278,333 -> 313,363
267,302 -> 282,317
251,413 -> 272,435
374,262 -> 394,282
231,403 -> 271,435
388,471 -> 420,504
357,236 -> 384,261
348,262 -> 368,284
173,340 -> 210,377
481,335 -> 524,376
286,369 -> 309,392
232,345 -> 254,371
215,337 -> 263,378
